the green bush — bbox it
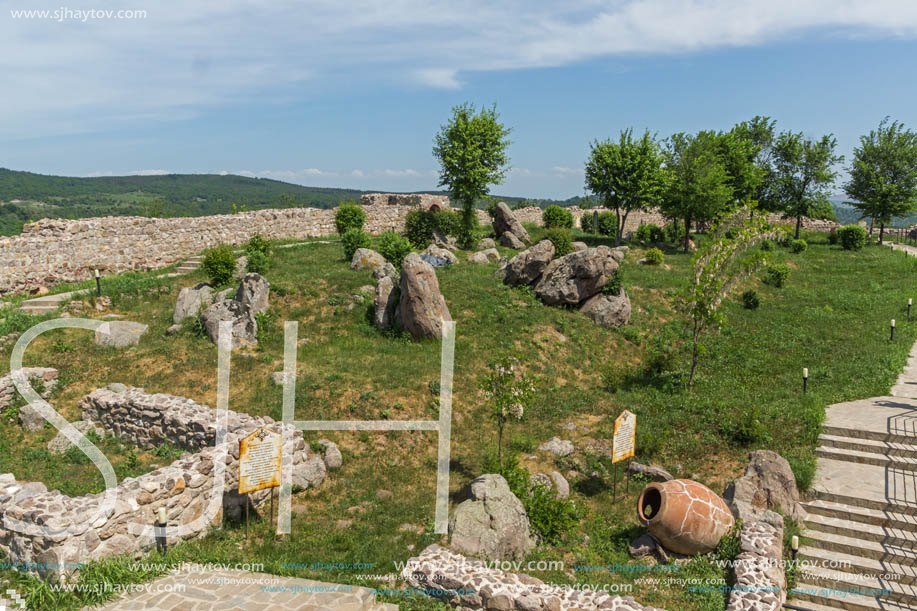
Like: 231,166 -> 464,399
662,221 -> 686,244
334,202 -> 366,235
596,211 -> 618,237
376,231 -> 413,268
741,290 -> 760,310
404,210 -> 438,249
543,228 -> 573,257
492,456 -> 579,545
760,239 -> 775,252
244,233 -> 271,257
790,239 -> 807,254
837,225 -> 867,250
580,212 -> 596,233
542,205 -> 574,229
201,244 -> 236,286
246,250 -> 270,275
727,405 -> 768,445
762,263 -> 789,288
645,247 -> 664,265
635,223 -> 663,243
341,228 -> 371,261
827,229 -> 839,245
602,268 -> 626,296
433,210 -> 462,237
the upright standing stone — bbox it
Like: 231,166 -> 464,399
397,253 -> 451,340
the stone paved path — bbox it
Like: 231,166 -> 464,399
88,569 -> 397,611
790,341 -> 917,610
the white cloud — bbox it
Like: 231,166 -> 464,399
552,166 -> 582,176
129,169 -> 170,176
382,168 -> 422,177
351,169 -> 365,178
4,1 -> 917,137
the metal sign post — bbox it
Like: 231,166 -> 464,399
611,410 -> 637,504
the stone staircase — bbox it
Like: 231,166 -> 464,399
175,254 -> 203,274
790,345 -> 917,610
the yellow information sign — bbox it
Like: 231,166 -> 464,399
238,427 -> 282,494
612,410 -> 636,463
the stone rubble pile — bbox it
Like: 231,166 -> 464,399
198,272 -> 270,349
0,368 -> 59,431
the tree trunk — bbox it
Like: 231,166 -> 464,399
879,223 -> 885,245
689,326 -> 700,387
684,217 -> 691,253
497,420 -> 503,471
615,209 -> 623,246
795,215 -> 802,239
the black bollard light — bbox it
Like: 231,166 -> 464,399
891,319 -> 896,341
909,299 -> 912,321
803,368 -> 808,394
94,269 -> 101,297
155,507 -> 167,554
791,535 -> 799,562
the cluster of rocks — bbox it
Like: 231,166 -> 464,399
498,239 -> 631,328
0,385 -> 342,583
492,202 -> 531,248
171,273 -> 270,348
0,367 -> 59,431
402,544 -> 663,611
726,521 -> 786,610
0,333 -> 19,350
353,249 -> 452,340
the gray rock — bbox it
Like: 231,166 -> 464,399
351,248 -> 387,272
397,253 -> 451,340
477,238 -> 496,250
270,372 -> 287,386
373,275 -> 398,330
165,324 -> 181,336
48,420 -> 106,454
534,246 -> 619,306
421,255 -> 451,268
579,290 -> 632,328
372,261 -> 398,281
530,471 -> 569,499
627,462 -> 673,482
18,404 -> 45,431
173,282 -> 214,324
318,439 -> 342,470
492,202 -> 530,243
293,454 -> 327,489
449,474 -> 536,560
468,248 -> 500,265
235,273 -> 270,316
12,481 -> 47,503
572,241 -> 588,251
94,321 -> 149,347
610,246 -> 629,262
629,532 -> 668,564
498,231 -> 525,249
234,255 -> 248,278
107,383 -> 128,393
537,436 -> 574,457
500,240 -> 555,287
723,450 -> 806,524
422,245 -> 458,265
200,300 -> 258,349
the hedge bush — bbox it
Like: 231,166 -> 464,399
334,202 -> 366,235
837,225 -> 867,251
543,228 -> 573,257
827,229 -> 838,245
201,244 -> 236,286
404,210 -> 438,249
376,231 -> 413,268
244,234 -> 272,274
635,223 -> 664,243
741,290 -> 760,310
763,263 -> 789,288
790,239 -> 807,254
342,228 -> 371,261
542,205 -> 574,229
645,247 -> 664,266
597,211 -> 618,237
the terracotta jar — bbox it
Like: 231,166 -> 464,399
636,479 -> 735,555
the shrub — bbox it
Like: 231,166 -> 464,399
542,205 -> 574,229
244,233 -> 271,258
635,223 -> 663,243
341,228 -> 371,261
433,210 -> 462,237
827,229 -> 839,245
837,225 -> 867,250
602,268 -> 626,296
543,228 -> 573,257
762,264 -> 789,288
760,239 -> 774,252
334,202 -> 366,235
376,231 -> 413,268
662,221 -> 686,244
597,211 -> 618,237
404,210 -> 438,249
715,519 -> 744,564
741,290 -> 760,310
727,405 -> 768,445
644,247 -> 664,266
580,212 -> 596,233
790,239 -> 807,254
246,250 -> 270,275
201,244 -> 236,286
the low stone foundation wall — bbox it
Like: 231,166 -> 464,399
725,521 -> 786,611
0,386 -> 325,583
402,544 -> 663,610
0,368 -> 58,410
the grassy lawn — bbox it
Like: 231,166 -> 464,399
1,229 -> 915,610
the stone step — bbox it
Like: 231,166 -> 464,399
822,396 -> 917,444
803,528 -> 917,566
803,499 -> 917,531
804,512 -> 917,550
816,445 -> 917,472
812,458 -> 917,515
819,434 -> 917,459
791,581 -> 917,611
176,266 -> 199,273
798,562 -> 917,608
20,304 -> 59,314
799,546 -> 917,587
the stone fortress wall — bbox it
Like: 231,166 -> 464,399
0,192 -> 836,296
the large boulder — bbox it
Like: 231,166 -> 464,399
449,474 -> 537,560
492,202 -> 530,243
173,283 -> 214,324
200,300 -> 258,349
94,321 -> 149,347
500,240 -> 555,287
579,290 -> 631,328
235,273 -> 270,316
468,248 -> 500,265
421,245 -> 458,265
397,253 -> 451,340
373,275 -> 399,330
351,248 -> 387,272
723,450 -> 806,525
498,231 -> 525,249
534,246 -> 619,306
293,454 -> 327,489
477,237 -> 496,250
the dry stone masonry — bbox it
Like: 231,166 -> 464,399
0,367 -> 59,431
725,521 -> 786,611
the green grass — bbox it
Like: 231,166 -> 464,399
1,229 -> 916,609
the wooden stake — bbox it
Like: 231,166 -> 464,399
245,495 -> 249,539
613,463 -> 618,503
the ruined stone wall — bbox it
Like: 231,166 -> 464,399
359,193 -> 450,210
0,386 -> 326,583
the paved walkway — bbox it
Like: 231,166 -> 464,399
89,569 -> 396,611
790,341 -> 917,610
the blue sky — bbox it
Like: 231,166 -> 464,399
3,1 -> 917,199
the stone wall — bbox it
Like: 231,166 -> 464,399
359,193 -> 450,211
0,386 -> 326,583
0,368 -> 58,411
725,521 -> 786,611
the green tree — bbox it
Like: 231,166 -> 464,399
716,128 -> 764,206
585,129 -> 668,246
683,203 -> 775,386
662,131 -> 734,252
771,132 -> 842,239
433,103 -> 512,247
845,118 -> 917,244
732,116 -> 777,211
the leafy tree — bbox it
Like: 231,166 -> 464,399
845,118 -> 917,244
585,129 -> 668,246
433,103 -> 512,247
683,203 -> 775,386
732,116 -> 777,211
662,131 -> 734,252
716,129 -> 764,206
771,132 -> 842,238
